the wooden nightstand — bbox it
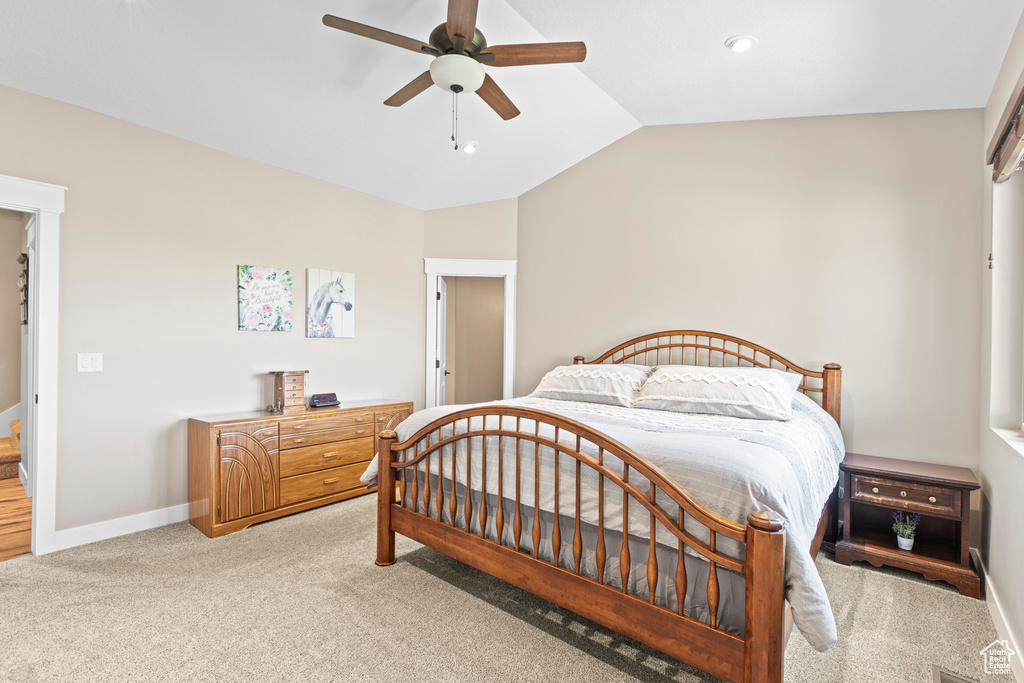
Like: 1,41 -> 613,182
834,453 -> 980,598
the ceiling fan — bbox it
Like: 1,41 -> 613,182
322,0 -> 587,120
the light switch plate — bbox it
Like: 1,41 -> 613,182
77,353 -> 103,372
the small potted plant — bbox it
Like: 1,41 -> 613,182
892,510 -> 921,550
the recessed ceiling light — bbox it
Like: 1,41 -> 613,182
463,141 -> 478,154
725,35 -> 757,53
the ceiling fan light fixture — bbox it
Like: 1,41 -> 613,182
725,35 -> 757,53
430,54 -> 486,93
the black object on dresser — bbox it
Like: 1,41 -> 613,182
834,452 -> 980,598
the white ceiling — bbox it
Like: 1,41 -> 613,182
0,1 -> 1021,210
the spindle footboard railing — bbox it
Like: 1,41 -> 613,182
376,407 -> 788,683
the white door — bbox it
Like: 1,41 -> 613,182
21,225 -> 35,495
436,277 -> 448,405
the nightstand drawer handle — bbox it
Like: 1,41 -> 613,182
900,491 -> 907,498
293,438 -> 304,444
355,430 -> 366,435
872,487 -> 879,494
929,496 -> 936,503
323,453 -> 337,459
323,477 -> 339,485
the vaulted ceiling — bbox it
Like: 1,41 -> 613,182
1,1 -> 1021,210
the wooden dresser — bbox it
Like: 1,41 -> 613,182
188,399 -> 412,538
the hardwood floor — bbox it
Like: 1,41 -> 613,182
0,477 -> 31,562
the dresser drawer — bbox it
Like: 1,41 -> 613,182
280,411 -> 375,435
280,461 -> 369,505
279,437 -> 374,477
375,408 -> 411,430
850,474 -> 960,517
279,424 -> 373,449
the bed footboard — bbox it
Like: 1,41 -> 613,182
374,407 -> 788,683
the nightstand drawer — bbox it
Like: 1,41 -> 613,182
279,437 -> 374,477
280,461 -> 368,506
850,475 -> 960,517
279,425 -> 373,449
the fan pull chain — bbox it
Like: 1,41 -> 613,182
451,89 -> 461,151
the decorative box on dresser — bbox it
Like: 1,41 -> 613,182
835,452 -> 981,598
188,399 -> 412,538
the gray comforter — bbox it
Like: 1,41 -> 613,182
361,393 -> 844,652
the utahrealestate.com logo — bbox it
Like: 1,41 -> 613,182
980,639 -> 1016,675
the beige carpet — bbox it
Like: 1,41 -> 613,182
0,495 -> 1015,682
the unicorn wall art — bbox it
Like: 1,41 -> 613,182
306,269 -> 355,338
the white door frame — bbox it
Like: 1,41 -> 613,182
0,173 -> 64,556
424,258 -> 516,408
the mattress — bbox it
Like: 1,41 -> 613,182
361,392 -> 844,652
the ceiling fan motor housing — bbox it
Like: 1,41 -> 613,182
428,23 -> 487,56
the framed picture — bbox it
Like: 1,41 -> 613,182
307,269 -> 355,338
238,265 -> 293,332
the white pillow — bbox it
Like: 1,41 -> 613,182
633,365 -> 802,421
531,364 -> 654,407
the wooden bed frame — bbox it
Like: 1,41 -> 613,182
375,331 -> 841,683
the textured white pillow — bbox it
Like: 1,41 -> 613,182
633,365 -> 802,420
530,364 -> 654,407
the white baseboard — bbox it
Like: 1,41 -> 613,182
979,551 -> 1024,682
18,462 -> 29,496
51,503 -> 190,552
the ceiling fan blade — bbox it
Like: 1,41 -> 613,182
476,74 -> 520,120
446,0 -> 479,48
384,71 -> 435,107
480,42 -> 586,67
323,15 -> 438,56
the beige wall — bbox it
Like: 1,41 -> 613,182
0,84 -> 426,530
0,209 -> 26,412
517,110 -> 983,466
424,199 -> 517,259
980,7 -> 1024,665
444,276 -> 503,404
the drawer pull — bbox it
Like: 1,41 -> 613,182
355,430 -> 366,435
323,453 -> 337,459
293,438 -> 304,444
900,491 -> 907,498
872,487 -> 879,494
929,496 -> 937,503
323,477 -> 340,484
293,426 -> 304,431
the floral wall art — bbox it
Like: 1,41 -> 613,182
307,268 -> 355,338
238,265 -> 293,332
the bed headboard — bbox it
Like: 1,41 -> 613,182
573,330 -> 842,425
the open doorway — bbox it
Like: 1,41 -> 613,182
424,258 -> 516,409
0,173 -> 64,556
0,208 -> 31,561
441,276 -> 504,405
